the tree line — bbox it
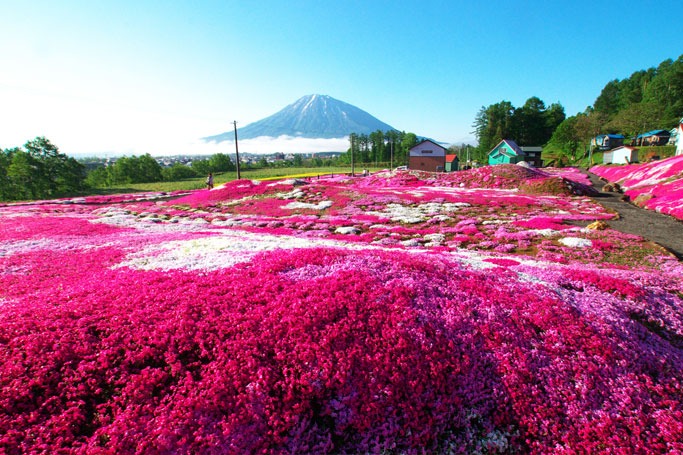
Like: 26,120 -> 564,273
473,54 -> 682,166
0,137 -> 240,201
340,130 -> 419,167
472,97 -> 566,164
84,153 -> 235,187
0,137 -> 87,201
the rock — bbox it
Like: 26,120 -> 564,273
602,183 -> 621,193
334,226 -> 360,235
633,193 -> 654,207
559,237 -> 592,248
586,220 -> 609,230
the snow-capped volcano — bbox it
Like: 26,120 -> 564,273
203,94 -> 396,142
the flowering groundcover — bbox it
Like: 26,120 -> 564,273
1,165 -> 682,454
590,155 -> 683,220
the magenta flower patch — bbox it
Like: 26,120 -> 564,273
1,167 -> 682,454
591,155 -> 683,220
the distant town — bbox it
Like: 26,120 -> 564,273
77,151 -> 343,170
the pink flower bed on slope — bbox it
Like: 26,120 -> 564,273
591,155 -> 683,220
1,170 -> 682,454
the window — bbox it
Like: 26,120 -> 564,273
422,150 -> 433,154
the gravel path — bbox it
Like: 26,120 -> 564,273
582,171 -> 683,260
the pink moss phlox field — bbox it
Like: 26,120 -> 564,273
2,166 -> 683,454
591,155 -> 683,220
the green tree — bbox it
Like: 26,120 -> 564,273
6,150 -> 41,200
543,117 -> 581,165
400,132 -> 418,164
85,166 -> 111,187
514,96 -> 547,146
472,101 -> 515,155
292,154 -> 303,167
162,163 -> 197,181
135,154 -> 163,183
369,130 -> 386,165
0,150 -> 12,200
591,54 -> 682,130
23,137 -> 86,196
257,156 -> 269,168
191,158 -> 212,176
607,102 -> 663,138
593,79 -> 621,116
208,153 -> 235,172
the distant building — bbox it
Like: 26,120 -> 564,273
445,154 -> 459,171
520,146 -> 544,167
488,139 -> 525,165
634,129 -> 671,146
408,140 -> 447,172
603,146 -> 638,164
591,134 -> 625,150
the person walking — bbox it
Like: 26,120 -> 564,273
206,172 -> 214,190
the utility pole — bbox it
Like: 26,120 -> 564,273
233,121 -> 241,179
350,134 -> 355,176
390,138 -> 394,171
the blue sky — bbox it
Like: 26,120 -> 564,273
1,0 -> 681,156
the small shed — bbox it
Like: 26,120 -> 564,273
488,139 -> 524,165
591,134 -> 625,150
634,129 -> 671,146
445,154 -> 459,171
408,140 -> 447,172
603,146 -> 638,164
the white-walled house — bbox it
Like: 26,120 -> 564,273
677,119 -> 683,156
603,146 -> 638,164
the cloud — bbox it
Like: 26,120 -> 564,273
201,136 -> 350,155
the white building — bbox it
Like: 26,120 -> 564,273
603,146 -> 638,165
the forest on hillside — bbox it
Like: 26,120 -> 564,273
472,54 -> 683,165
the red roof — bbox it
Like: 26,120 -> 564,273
445,154 -> 458,163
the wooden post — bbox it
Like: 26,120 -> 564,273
233,121 -> 241,180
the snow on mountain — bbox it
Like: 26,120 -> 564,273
203,94 -> 396,142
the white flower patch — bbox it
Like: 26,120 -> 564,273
423,233 -> 445,246
400,238 -> 421,247
559,237 -> 592,248
531,229 -> 560,237
114,231 -> 371,271
0,239 -> 56,257
283,200 -> 333,210
277,188 -> 305,200
363,200 -> 471,225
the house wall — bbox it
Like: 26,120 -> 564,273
409,141 -> 446,157
612,148 -> 638,164
488,151 -> 522,165
408,141 -> 447,171
602,151 -> 614,164
445,161 -> 459,171
677,124 -> 683,156
409,156 -> 446,172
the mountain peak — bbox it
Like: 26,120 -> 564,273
203,95 -> 395,142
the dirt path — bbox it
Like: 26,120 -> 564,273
581,171 -> 683,260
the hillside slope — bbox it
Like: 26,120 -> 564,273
590,155 -> 683,220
